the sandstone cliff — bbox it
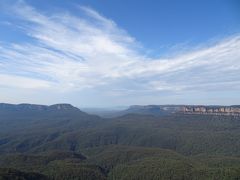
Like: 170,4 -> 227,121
182,105 -> 240,115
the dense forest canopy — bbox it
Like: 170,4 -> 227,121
0,103 -> 240,179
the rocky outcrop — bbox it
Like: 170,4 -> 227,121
182,105 -> 240,116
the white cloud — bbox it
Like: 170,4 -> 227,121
0,74 -> 52,89
0,1 -> 240,99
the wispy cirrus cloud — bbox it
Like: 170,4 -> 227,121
0,1 -> 240,105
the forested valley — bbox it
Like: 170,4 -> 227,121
0,103 -> 240,179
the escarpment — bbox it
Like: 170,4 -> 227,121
182,105 -> 240,115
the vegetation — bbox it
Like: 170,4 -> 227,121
0,104 -> 240,179
0,168 -> 47,180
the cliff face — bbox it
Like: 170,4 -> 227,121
182,106 -> 240,115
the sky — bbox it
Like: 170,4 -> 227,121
0,0 -> 240,107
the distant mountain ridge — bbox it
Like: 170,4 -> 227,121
83,105 -> 184,118
124,105 -> 183,116
182,105 -> 240,115
121,104 -> 240,116
0,103 -> 80,112
1,103 -> 240,117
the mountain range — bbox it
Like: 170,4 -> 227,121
0,103 -> 240,179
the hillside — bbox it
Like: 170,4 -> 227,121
0,103 -> 240,179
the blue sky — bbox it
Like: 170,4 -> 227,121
0,0 -> 240,107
